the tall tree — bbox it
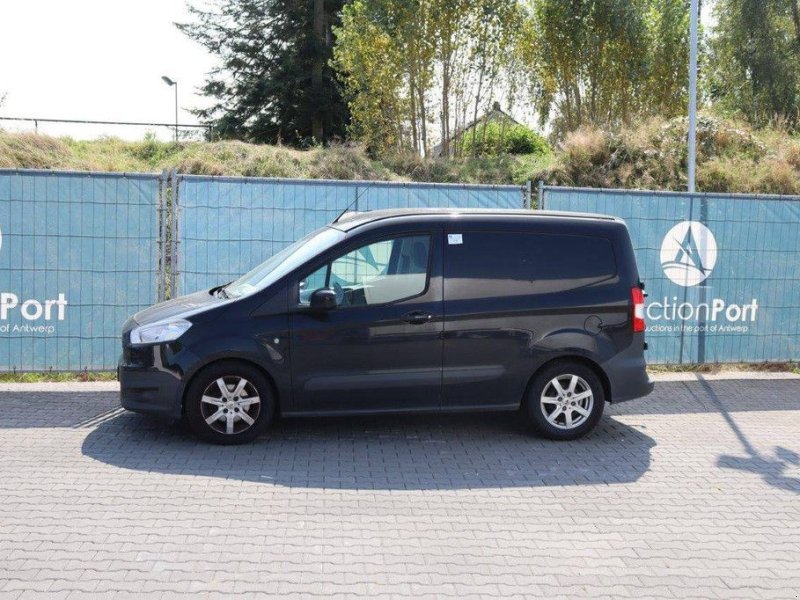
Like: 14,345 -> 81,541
334,0 -> 530,155
643,0 -> 690,117
333,0 -> 407,151
178,0 -> 350,145
535,0 -> 649,134
708,0 -> 800,126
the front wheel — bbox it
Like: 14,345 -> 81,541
184,361 -> 275,445
523,360 -> 605,440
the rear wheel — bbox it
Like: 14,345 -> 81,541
524,360 -> 605,440
185,361 -> 275,445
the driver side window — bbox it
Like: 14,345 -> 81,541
298,234 -> 430,307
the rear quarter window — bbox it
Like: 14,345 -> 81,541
445,230 -> 617,299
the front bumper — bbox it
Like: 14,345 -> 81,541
119,364 -> 183,419
119,341 -> 184,419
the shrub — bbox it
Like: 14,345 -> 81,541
459,122 -> 549,156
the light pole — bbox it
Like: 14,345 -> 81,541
687,0 -> 699,193
161,76 -> 178,142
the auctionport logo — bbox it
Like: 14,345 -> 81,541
0,224 -> 68,333
648,220 -> 758,332
660,221 -> 717,287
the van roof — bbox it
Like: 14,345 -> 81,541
330,208 -> 621,232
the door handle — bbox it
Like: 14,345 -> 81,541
401,311 -> 433,325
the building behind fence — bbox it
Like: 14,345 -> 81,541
1,167 -> 798,371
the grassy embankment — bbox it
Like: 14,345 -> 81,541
0,129 -> 549,184
3,114 -> 800,193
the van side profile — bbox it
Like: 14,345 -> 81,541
119,209 -> 654,444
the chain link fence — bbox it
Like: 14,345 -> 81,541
0,169 -> 159,371
0,169 -> 525,371
4,168 -> 797,371
174,175 -> 528,295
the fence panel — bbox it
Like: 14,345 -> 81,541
542,186 -> 800,363
0,170 -> 160,371
176,176 -> 525,294
4,169 -> 796,369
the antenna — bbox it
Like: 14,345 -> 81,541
332,180 -> 380,223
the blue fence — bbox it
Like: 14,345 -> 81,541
176,175 -> 526,294
3,167 -> 796,370
0,170 -> 524,371
540,185 -> 800,363
0,170 -> 159,371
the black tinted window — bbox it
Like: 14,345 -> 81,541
445,231 -> 616,299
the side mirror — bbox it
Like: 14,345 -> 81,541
309,288 -> 337,311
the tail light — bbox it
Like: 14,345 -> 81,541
631,286 -> 645,333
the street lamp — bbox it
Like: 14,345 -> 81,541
161,75 -> 178,142
687,0 -> 699,193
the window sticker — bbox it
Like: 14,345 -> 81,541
447,234 -> 463,245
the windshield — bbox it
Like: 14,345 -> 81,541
223,226 -> 346,298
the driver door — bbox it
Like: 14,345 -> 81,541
289,229 -> 443,414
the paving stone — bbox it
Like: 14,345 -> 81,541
0,379 -> 798,598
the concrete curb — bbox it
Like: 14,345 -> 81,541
649,371 -> 800,382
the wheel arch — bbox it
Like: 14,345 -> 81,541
522,355 -> 612,407
180,357 -> 282,416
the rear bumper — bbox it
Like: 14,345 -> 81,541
610,367 -> 655,403
119,361 -> 183,420
602,340 -> 655,403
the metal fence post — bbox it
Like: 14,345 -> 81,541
170,169 -> 179,299
697,194 -> 709,364
537,180 -> 545,210
158,169 -> 169,302
524,180 -> 532,209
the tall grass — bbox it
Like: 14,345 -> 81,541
539,115 -> 800,194
0,130 -> 553,185
3,115 -> 800,193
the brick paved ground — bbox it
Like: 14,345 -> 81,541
1,377 -> 799,599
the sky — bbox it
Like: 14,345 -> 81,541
0,0 -> 215,140
0,0 -> 717,142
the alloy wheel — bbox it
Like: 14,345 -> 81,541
199,376 -> 261,435
539,374 -> 594,430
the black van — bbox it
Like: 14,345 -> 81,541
119,209 -> 653,444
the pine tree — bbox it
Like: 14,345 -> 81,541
178,0 -> 350,145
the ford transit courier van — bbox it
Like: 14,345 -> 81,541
119,209 -> 654,444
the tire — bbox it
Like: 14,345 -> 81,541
523,360 -> 605,441
184,361 -> 275,445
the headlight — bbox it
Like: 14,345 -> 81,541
130,319 -> 191,345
